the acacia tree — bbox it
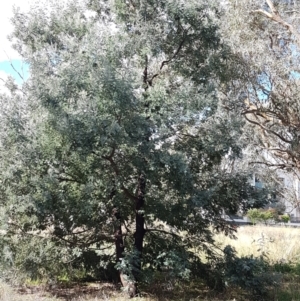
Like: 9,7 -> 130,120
0,0 -> 268,296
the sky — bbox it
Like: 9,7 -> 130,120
0,0 -> 32,85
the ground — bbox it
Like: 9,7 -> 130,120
2,225 -> 300,301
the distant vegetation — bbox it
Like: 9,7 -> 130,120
247,208 -> 290,224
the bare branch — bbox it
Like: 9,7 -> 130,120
249,161 -> 294,168
145,228 -> 181,239
160,37 -> 186,70
253,1 -> 300,47
266,0 -> 279,15
254,9 -> 273,19
243,113 -> 292,144
56,177 -> 84,184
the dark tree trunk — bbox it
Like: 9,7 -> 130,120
133,174 -> 146,280
113,206 -> 137,298
112,173 -> 146,298
113,207 -> 124,264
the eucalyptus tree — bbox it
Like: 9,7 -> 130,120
215,0 -> 300,213
219,0 -> 300,172
0,0 -> 268,296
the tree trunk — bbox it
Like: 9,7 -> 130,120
113,206 -> 137,298
113,207 -> 124,264
112,174 -> 146,298
133,174 -> 146,281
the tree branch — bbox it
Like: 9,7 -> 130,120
249,161 -> 294,168
266,0 -> 278,15
243,113 -> 292,143
101,149 -> 138,202
254,9 -> 273,19
148,37 -> 187,86
56,177 -> 84,184
145,228 -> 180,239
160,37 -> 186,70
253,0 -> 300,47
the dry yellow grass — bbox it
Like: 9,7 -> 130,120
0,281 -> 59,301
214,225 -> 300,263
0,281 -> 168,301
0,281 -> 154,301
0,279 -> 236,301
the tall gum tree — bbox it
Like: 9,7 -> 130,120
218,0 -> 300,208
0,0 -> 269,296
219,0 -> 300,169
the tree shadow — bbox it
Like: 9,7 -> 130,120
17,282 -> 117,301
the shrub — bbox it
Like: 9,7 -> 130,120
247,208 -> 279,224
247,208 -> 261,224
195,245 -> 279,297
223,245 -> 280,297
273,261 -> 293,274
280,215 -> 290,223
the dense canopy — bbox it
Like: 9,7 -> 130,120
0,0 -> 288,297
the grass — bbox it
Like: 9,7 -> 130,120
0,281 -> 58,301
0,277 -> 252,301
3,225 -> 300,301
0,280 -> 214,301
214,224 -> 300,263
214,224 -> 300,301
0,281 -> 136,301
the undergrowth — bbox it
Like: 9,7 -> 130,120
2,225 -> 300,300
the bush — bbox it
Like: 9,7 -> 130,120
194,245 -> 279,297
223,245 -> 279,297
280,215 -> 290,223
247,208 -> 280,224
247,208 -> 261,224
273,261 -> 293,274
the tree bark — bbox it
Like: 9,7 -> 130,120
113,206 -> 137,298
113,207 -> 124,265
133,174 -> 146,281
117,173 -> 146,297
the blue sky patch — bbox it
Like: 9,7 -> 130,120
0,59 -> 29,84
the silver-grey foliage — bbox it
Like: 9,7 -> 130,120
0,0 -> 270,294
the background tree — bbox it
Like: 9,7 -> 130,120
220,0 -> 300,171
216,0 -> 300,213
0,0 -> 270,296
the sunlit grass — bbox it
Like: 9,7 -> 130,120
214,225 -> 300,301
214,225 -> 300,263
0,279 -> 245,301
0,281 -> 58,301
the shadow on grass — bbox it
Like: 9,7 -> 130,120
17,282 -> 117,300
272,276 -> 300,301
16,279 -> 251,301
140,280 -> 252,301
15,277 -> 285,301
